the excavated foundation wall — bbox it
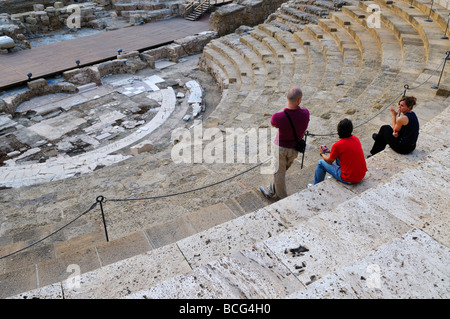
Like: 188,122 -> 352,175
210,0 -> 289,36
0,0 -> 71,14
0,30 -> 217,113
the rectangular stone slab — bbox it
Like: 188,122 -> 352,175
134,243 -> 304,298
289,228 -> 450,298
176,208 -> 286,269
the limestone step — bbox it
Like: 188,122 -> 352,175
5,0 -> 450,300
0,187 -> 266,298
375,0 -> 450,69
300,24 -> 360,111
202,47 -> 241,88
292,31 -> 331,102
341,5 -> 426,98
123,146 -> 449,299
288,228 -> 449,298
8,96 -> 449,298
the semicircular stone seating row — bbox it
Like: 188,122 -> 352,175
200,0 -> 449,144
5,0 -> 450,300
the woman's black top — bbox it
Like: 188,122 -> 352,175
399,112 -> 419,146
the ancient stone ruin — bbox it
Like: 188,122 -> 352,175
0,0 -> 449,300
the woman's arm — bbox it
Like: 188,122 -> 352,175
390,106 -> 409,136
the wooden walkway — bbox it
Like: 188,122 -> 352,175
0,17 -> 210,90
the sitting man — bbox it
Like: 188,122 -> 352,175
313,118 -> 367,185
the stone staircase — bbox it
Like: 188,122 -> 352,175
185,0 -> 211,21
2,0 -> 450,298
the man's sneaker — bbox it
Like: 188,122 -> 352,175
260,186 -> 275,199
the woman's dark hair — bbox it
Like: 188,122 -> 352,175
337,118 -> 353,138
399,96 -> 417,109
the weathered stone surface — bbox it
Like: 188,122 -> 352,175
130,141 -> 154,155
210,0 -> 288,35
27,78 -> 47,90
0,35 -> 15,49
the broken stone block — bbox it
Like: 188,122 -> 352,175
130,141 -> 153,155
96,132 -> 111,140
77,82 -> 97,93
27,78 -> 47,90
33,4 -> 45,11
54,2 -> 65,9
25,16 -> 38,25
139,53 -> 155,68
192,103 -> 202,117
185,80 -> 202,104
0,36 -> 15,49
0,99 -> 6,113
118,51 -> 139,59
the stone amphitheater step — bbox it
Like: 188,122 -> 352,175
126,146 -> 448,298
299,23 -> 363,112
323,11 -> 408,121
374,0 -> 450,69
9,117 -> 449,298
267,0 -> 361,32
126,134 -> 449,298
9,95 -> 449,299
0,187 -> 268,298
341,4 -> 427,87
5,0 -> 450,299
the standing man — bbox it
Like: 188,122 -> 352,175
260,87 -> 310,200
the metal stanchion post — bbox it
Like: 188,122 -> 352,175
301,131 -> 308,169
96,196 -> 109,242
441,13 -> 450,40
425,0 -> 434,22
432,51 -> 450,89
403,84 -> 409,97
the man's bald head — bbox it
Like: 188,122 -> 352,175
287,87 -> 303,106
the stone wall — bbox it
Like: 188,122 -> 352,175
209,0 -> 289,36
0,2 -> 110,52
11,2 -> 103,33
1,80 -> 77,113
0,0 -> 70,14
0,31 -> 217,113
112,0 -> 189,25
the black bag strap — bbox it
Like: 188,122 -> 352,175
284,110 -> 300,142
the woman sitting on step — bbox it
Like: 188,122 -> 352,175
369,96 -> 419,157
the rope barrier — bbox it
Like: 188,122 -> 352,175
0,158 -> 271,257
0,202 -> 98,260
306,52 -> 449,137
105,157 -> 272,202
1,51 -> 448,259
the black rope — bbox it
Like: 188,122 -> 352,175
105,157 -> 272,202
0,202 -> 98,260
0,158 -> 271,259
306,52 -> 448,137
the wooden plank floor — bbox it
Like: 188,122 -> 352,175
0,17 -> 210,90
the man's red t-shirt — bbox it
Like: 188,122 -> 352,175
271,107 -> 310,149
329,135 -> 367,183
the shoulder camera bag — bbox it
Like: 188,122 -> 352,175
284,110 -> 306,154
